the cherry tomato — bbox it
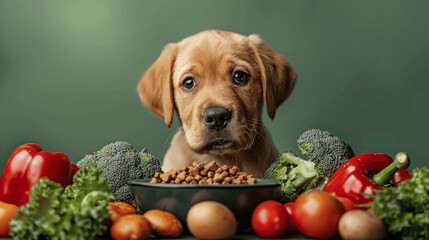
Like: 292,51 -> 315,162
252,200 -> 289,238
337,197 -> 357,211
0,201 -> 18,237
283,202 -> 299,233
293,190 -> 345,239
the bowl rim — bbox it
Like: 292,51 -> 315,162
129,178 -> 280,189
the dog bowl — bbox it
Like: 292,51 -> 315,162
128,178 -> 280,230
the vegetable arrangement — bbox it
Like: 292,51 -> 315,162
77,141 -> 162,210
258,129 -> 427,239
0,143 -> 79,207
0,142 -> 182,239
0,128 -> 427,239
108,201 -> 183,240
265,129 -> 354,203
9,167 -> 115,239
323,152 -> 412,208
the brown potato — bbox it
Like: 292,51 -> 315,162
110,214 -> 152,240
338,209 -> 386,240
186,201 -> 237,240
107,201 -> 136,223
143,209 -> 182,237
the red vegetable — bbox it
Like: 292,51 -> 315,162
283,202 -> 299,233
323,152 -> 412,208
251,200 -> 289,238
70,163 -> 80,184
0,201 -> 18,237
337,197 -> 357,211
0,143 -> 78,206
293,190 -> 345,239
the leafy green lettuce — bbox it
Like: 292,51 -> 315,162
10,167 -> 116,240
369,167 -> 429,240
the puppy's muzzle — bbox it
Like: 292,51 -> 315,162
202,107 -> 231,131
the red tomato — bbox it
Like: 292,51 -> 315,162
283,202 -> 299,233
293,190 -> 345,239
252,200 -> 289,238
337,197 -> 357,211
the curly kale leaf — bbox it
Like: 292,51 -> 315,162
10,167 -> 115,240
9,178 -> 65,240
369,167 -> 429,240
64,166 -> 111,202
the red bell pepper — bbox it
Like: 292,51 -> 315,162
323,152 -> 412,208
0,143 -> 79,207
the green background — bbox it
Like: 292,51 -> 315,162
1,0 -> 428,176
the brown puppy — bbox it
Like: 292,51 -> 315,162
138,30 -> 296,177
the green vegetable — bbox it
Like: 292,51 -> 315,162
297,128 -> 355,178
266,129 -> 354,203
77,141 -> 162,208
369,167 -> 429,240
266,151 -> 323,202
9,167 -> 116,240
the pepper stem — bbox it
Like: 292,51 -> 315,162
372,152 -> 410,186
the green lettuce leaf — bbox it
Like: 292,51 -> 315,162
369,167 -> 429,240
10,167 -> 115,240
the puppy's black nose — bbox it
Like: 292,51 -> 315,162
202,107 -> 231,131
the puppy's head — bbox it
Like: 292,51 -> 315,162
138,30 -> 296,154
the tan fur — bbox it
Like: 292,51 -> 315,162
138,30 -> 296,177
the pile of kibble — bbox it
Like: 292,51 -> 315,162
150,161 -> 257,185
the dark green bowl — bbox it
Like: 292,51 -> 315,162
128,178 -> 280,230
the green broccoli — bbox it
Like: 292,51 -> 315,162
77,141 -> 162,208
266,129 -> 355,203
297,128 -> 355,178
139,149 -> 163,179
266,152 -> 323,203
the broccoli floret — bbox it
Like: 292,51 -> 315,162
266,152 -> 323,203
77,141 -> 161,208
266,129 -> 354,203
139,148 -> 163,179
297,129 -> 354,178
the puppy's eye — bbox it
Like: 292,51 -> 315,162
232,71 -> 249,85
182,78 -> 197,91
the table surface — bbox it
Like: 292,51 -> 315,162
1,224 -> 315,239
1,233 -> 314,239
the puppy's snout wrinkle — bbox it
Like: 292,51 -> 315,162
202,107 -> 231,131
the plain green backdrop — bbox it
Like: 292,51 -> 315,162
0,0 -> 428,176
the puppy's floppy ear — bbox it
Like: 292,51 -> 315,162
248,34 -> 297,119
138,43 -> 178,128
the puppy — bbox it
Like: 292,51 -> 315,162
138,30 -> 296,177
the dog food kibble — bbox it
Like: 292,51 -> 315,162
150,161 -> 257,185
